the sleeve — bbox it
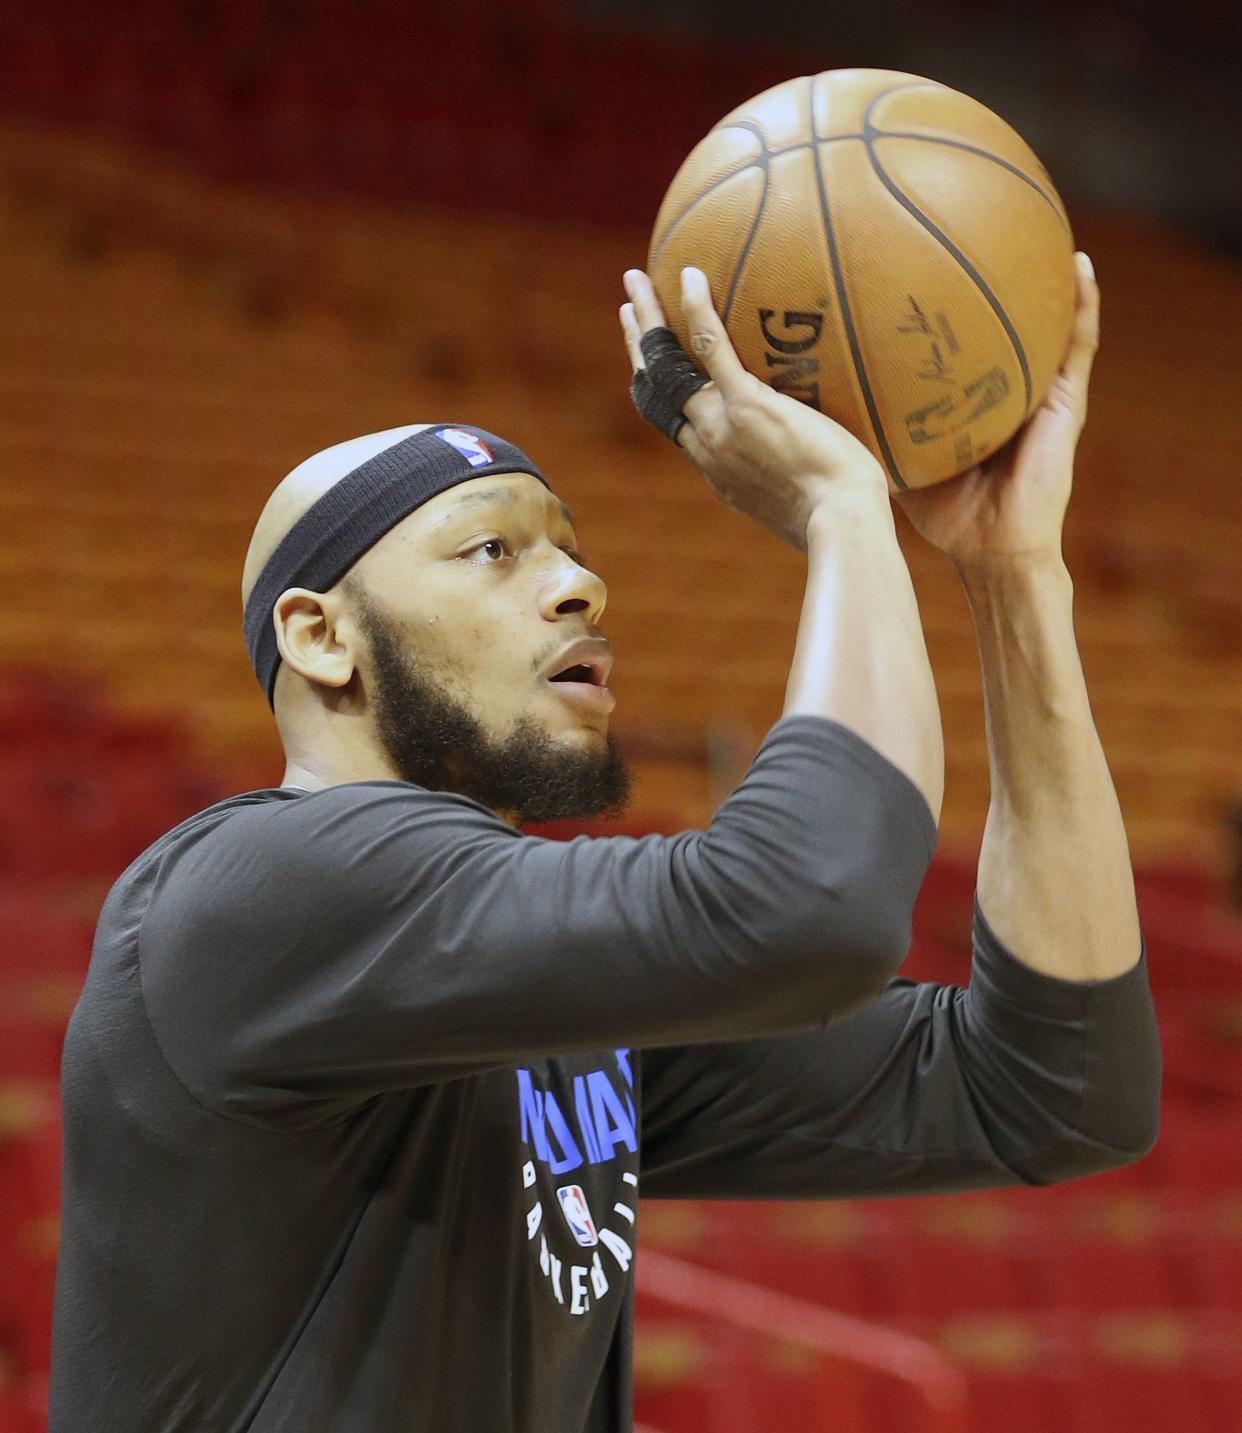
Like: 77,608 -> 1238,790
138,715 -> 937,1123
638,897 -> 1161,1198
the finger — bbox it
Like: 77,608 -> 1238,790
623,268 -> 670,336
680,267 -> 750,402
619,302 -> 643,373
676,415 -> 708,461
1060,251 -> 1100,395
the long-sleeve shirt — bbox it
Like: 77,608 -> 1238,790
47,715 -> 1160,1433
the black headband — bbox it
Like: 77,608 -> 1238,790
243,424 -> 550,707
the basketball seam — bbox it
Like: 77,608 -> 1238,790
650,138 -> 764,268
857,74 -> 1065,226
862,91 -> 1034,413
650,131 -> 854,268
808,75 -> 908,491
720,122 -> 771,328
653,126 -> 1060,270
875,129 -> 1068,230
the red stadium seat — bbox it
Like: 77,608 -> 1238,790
1069,1332 -> 1217,1433
0,1383 -> 43,1433
1146,1112 -> 1242,1191
0,918 -> 88,1079
1038,1192 -> 1195,1313
0,1017 -> 66,1083
0,1108 -> 61,1378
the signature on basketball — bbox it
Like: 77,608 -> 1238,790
898,294 -> 964,386
904,367 -> 1010,445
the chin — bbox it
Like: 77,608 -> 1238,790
562,717 -> 611,742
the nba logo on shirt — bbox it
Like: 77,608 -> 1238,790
556,1185 -> 599,1247
436,427 -> 493,467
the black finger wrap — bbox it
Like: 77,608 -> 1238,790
629,327 -> 711,443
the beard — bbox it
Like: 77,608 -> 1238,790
355,595 -> 632,826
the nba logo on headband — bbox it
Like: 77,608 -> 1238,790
436,428 -> 494,467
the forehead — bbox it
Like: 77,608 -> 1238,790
418,474 -> 575,534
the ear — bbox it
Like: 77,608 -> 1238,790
273,588 -> 356,691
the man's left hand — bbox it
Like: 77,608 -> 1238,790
894,251 -> 1099,569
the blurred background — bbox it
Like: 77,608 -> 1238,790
0,1 -> 1239,1430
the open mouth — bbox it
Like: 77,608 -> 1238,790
548,663 -> 599,686
544,639 -> 613,698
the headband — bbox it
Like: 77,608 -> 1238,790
243,424 -> 550,707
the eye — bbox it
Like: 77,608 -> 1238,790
465,538 -> 509,564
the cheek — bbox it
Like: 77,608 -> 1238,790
453,624 -> 524,695
471,627 -> 546,709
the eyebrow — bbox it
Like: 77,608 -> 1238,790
430,487 -> 577,532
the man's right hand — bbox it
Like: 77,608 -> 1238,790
621,266 -> 890,552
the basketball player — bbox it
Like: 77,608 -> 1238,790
49,255 -> 1159,1432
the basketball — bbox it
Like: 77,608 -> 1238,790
648,68 -> 1077,490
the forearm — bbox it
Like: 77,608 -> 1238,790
642,898 -> 1160,1200
787,492 -> 944,825
960,553 -> 1141,980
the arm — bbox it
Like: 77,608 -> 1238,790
897,252 -> 1143,983
140,717 -> 935,1123
962,554 -> 1141,978
637,255 -> 1158,1204
624,266 -> 944,823
640,900 -> 1159,1200
789,497 -> 943,825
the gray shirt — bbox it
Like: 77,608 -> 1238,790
47,715 -> 1159,1432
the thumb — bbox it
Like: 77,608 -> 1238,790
1059,252 -> 1100,408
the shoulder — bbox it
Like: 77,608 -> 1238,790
147,780 -> 517,921
178,779 -> 511,850
251,780 -> 516,852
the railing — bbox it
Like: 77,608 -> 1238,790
635,1247 -> 971,1433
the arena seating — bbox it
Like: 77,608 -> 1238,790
0,0 -> 791,228
0,7 -> 1239,1427
0,120 -> 1239,860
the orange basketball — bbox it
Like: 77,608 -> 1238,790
648,69 -> 1077,490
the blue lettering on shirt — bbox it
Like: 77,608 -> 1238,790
586,1070 -> 637,1159
516,1049 -> 636,1175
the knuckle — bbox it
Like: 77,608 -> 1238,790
690,330 -> 716,357
730,385 -> 765,426
696,415 -> 723,449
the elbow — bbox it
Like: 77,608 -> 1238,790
792,799 -> 929,1016
1116,1088 -> 1163,1167
703,788 -> 925,1021
834,869 -> 916,998
1019,1098 -> 1162,1186
1058,1027 -> 1164,1180
781,882 -> 913,1020
832,917 -> 910,1014
1107,1088 -> 1164,1169
989,970 -> 1163,1188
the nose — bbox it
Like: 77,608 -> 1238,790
539,548 -> 607,627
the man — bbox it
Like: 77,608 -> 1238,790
49,256 -> 1159,1432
